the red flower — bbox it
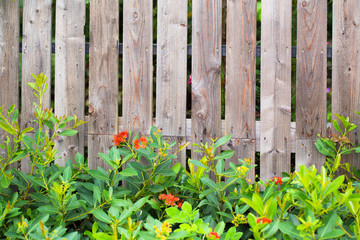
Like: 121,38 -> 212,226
113,131 -> 128,146
139,136 -> 147,148
158,194 -> 180,207
177,200 -> 183,208
207,232 -> 220,239
257,217 -> 272,224
134,139 -> 140,149
262,217 -> 272,224
274,177 -> 282,185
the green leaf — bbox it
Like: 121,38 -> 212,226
216,159 -> 225,174
214,150 -> 234,160
188,159 -> 208,169
63,165 -> 72,182
88,169 -> 109,181
322,175 -> 344,199
166,207 -> 180,218
318,211 -> 337,238
38,205 -> 59,214
214,134 -> 232,149
278,222 -> 303,239
58,129 -> 78,136
120,168 -> 138,177
93,209 -> 111,224
214,221 -> 225,235
149,184 -> 164,193
27,214 -> 49,234
200,177 -> 217,189
320,229 -> 345,239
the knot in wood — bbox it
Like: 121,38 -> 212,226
196,110 -> 206,120
133,12 -> 138,18
302,1 -> 307,7
89,105 -> 95,116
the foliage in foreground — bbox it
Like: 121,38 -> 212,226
1,74 -> 360,239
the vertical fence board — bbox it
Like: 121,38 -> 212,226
55,0 -> 85,166
332,0 -> 360,171
225,0 -> 256,180
192,0 -> 222,160
156,0 -> 188,166
296,0 -> 327,170
0,0 -> 20,167
260,0 -> 292,180
123,1 -> 153,142
88,0 -> 119,169
21,0 -> 52,173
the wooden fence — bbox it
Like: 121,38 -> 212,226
1,0 -> 360,180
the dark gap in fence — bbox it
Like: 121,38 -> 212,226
18,42 -> 334,59
256,0 -> 261,122
118,0 -> 123,120
291,152 -> 296,173
255,152 -> 260,181
327,1 -> 333,123
291,1 -> 297,123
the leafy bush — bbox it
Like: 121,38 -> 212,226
1,74 -> 360,239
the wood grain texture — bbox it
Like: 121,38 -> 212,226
191,0 -> 222,160
260,0 -> 292,180
225,0 -> 256,180
21,0 -> 52,173
156,0 -> 188,166
123,1 -> 153,143
296,0 -> 327,170
0,0 -> 20,168
332,0 -> 360,171
88,0 -> 119,170
54,0 -> 85,166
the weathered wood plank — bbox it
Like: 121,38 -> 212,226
0,0 -> 20,168
260,0 -> 292,180
332,0 -> 360,172
225,0 -> 256,180
88,0 -> 119,170
156,0 -> 188,166
296,0 -> 327,170
55,0 -> 85,166
21,0 -> 52,173
191,0 -> 222,161
123,1 -> 153,143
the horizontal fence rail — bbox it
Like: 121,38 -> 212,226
18,42 -> 335,58
1,0 -> 359,180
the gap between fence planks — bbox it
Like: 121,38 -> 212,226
332,0 -> 360,174
55,0 -> 85,166
191,0 -> 222,163
156,0 -> 188,166
21,0 -> 52,173
260,0 -> 292,180
0,0 -> 20,168
88,0 -> 119,170
225,0 -> 256,181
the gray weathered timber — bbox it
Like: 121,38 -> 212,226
260,0 -> 292,180
0,0 -> 20,168
156,0 -> 188,166
191,0 -> 222,161
55,0 -> 85,166
296,0 -> 327,170
123,1 -> 153,142
332,0 -> 360,172
21,0 -> 52,173
225,0 -> 256,180
88,0 -> 119,170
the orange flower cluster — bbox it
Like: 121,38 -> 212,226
207,231 -> 221,239
256,217 -> 271,224
134,136 -> 147,149
113,131 -> 128,146
269,176 -> 282,185
158,193 -> 182,207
